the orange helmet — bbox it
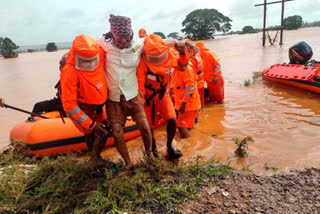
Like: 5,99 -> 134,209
71,35 -> 100,71
139,28 -> 147,38
195,41 -> 205,50
144,34 -> 169,65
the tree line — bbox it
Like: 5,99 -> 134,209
0,38 -> 58,58
1,10 -> 317,58
154,12 -> 311,40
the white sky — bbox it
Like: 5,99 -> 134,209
1,0 -> 319,46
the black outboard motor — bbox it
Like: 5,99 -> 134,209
289,41 -> 313,65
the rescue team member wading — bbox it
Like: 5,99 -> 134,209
60,35 -> 109,168
172,41 -> 201,138
97,14 -> 152,170
196,42 -> 224,103
137,34 -> 182,159
189,44 -> 205,107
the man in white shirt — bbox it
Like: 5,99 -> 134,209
98,14 -> 152,171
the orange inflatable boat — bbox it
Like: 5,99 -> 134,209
262,63 -> 320,94
10,111 -> 140,156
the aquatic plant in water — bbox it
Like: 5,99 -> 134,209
233,136 -> 254,157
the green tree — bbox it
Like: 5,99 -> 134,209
167,32 -> 179,39
153,32 -> 166,39
283,15 -> 303,30
46,42 -> 58,52
242,26 -> 256,34
181,9 -> 232,40
0,37 -> 19,58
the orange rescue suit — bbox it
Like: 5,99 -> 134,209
60,35 -> 107,133
196,42 -> 224,102
137,43 -> 178,128
171,55 -> 201,112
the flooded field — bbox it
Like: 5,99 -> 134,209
0,27 -> 319,174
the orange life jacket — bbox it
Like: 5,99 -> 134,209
137,38 -> 178,104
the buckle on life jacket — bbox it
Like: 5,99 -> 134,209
197,70 -> 203,75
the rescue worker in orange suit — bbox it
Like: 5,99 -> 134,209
138,28 -> 147,38
137,34 -> 182,159
60,34 -> 109,168
97,15 -> 152,170
195,42 -> 224,103
189,46 -> 205,107
172,40 -> 201,138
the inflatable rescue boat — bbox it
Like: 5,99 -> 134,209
262,41 -> 320,93
10,111 -> 140,156
262,63 -> 320,94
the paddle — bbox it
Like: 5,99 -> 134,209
2,103 -> 49,119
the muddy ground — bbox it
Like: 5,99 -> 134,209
181,168 -> 320,214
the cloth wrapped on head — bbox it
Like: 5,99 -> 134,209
108,14 -> 133,49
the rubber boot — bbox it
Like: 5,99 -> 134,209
166,118 -> 183,160
167,144 -> 183,160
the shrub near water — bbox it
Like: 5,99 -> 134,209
0,149 -> 231,213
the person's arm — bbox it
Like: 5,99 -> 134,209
136,59 -> 147,103
60,67 -> 94,132
208,52 -> 221,84
180,67 -> 196,113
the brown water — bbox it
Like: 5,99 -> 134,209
1,27 -> 319,174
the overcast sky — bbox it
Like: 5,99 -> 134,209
1,0 -> 319,46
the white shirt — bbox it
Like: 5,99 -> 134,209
97,38 -> 143,102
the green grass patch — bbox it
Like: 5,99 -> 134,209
0,148 -> 232,214
264,163 -> 279,172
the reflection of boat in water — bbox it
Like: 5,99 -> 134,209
263,81 -> 320,126
10,111 -> 140,156
265,82 -> 320,114
262,62 -> 320,94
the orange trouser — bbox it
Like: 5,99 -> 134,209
144,92 -> 176,129
207,77 -> 224,102
198,87 -> 205,106
176,110 -> 198,128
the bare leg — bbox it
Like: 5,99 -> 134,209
135,118 -> 152,156
150,129 -> 158,157
179,127 -> 190,139
111,123 -> 132,169
87,135 -> 105,168
85,133 -> 94,152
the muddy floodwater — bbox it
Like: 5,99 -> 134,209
1,27 -> 319,174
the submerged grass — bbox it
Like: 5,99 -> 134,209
244,79 -> 252,87
0,148 -> 231,214
233,136 -> 254,158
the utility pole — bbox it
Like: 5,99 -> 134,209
263,0 -> 267,47
279,0 -> 285,45
255,0 -> 294,46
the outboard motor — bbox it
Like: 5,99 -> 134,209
289,41 -> 313,65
